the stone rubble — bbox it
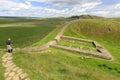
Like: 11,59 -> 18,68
2,53 -> 30,80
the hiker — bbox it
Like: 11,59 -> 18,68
6,38 -> 13,53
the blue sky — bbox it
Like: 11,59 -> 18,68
0,0 -> 120,17
101,0 -> 119,5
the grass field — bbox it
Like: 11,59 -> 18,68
11,18 -> 120,80
57,38 -> 98,52
0,18 -> 120,80
12,48 -> 120,80
0,51 -> 4,80
0,18 -> 69,48
64,18 -> 120,62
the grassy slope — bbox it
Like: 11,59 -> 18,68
0,18 -> 73,79
0,18 -> 67,79
1,18 -> 120,80
13,48 -> 120,80
12,18 -> 120,80
63,18 -> 120,79
0,18 -> 66,48
0,51 -> 4,80
64,19 -> 120,61
79,15 -> 103,19
31,24 -> 64,47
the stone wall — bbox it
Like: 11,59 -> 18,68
61,36 -> 94,43
51,45 -> 112,60
14,20 -> 113,60
54,25 -> 68,42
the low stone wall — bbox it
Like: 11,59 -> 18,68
61,36 -> 94,43
21,44 -> 50,51
14,20 -> 113,60
93,41 -> 103,49
93,41 -> 113,60
17,40 -> 57,51
60,36 -> 113,60
51,45 -> 112,60
54,25 -> 68,42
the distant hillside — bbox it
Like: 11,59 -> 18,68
0,16 -> 24,18
70,15 -> 104,19
0,16 -> 38,18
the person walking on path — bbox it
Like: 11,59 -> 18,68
6,38 -> 13,53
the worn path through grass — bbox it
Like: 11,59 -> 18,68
2,52 -> 30,80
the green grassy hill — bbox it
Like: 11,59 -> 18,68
79,15 -> 103,19
70,15 -> 103,19
64,19 -> 120,61
0,18 -> 120,80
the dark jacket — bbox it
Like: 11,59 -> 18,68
6,40 -> 12,45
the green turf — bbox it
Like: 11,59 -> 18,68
0,18 -> 69,48
0,51 -> 5,80
64,18 -> 120,62
64,19 -> 120,47
57,38 -> 97,52
12,48 -> 120,80
31,25 -> 64,47
1,18 -> 120,80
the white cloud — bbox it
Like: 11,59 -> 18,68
28,0 -> 101,7
0,0 -> 120,18
115,3 -> 120,9
89,11 -> 110,17
89,3 -> 120,18
19,1 -> 32,9
0,0 -> 101,17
